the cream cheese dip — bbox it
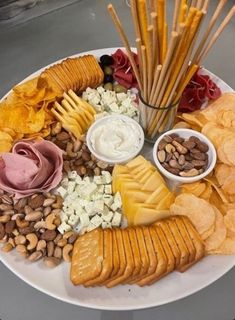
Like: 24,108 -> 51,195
86,115 -> 144,164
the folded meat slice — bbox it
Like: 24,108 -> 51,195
0,139 -> 63,198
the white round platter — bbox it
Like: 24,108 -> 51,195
0,48 -> 234,311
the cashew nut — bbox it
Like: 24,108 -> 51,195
8,237 -> 15,248
52,195 -> 63,209
43,198 -> 55,207
62,244 -> 73,262
54,246 -> 62,259
54,217 -> 61,227
36,239 -> 47,251
16,244 -> 27,254
26,233 -> 38,250
62,231 -> 74,239
15,235 -> 26,245
34,220 -> 46,230
1,242 -> 13,252
16,216 -> 29,228
45,213 -> 56,230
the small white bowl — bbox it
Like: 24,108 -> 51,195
86,114 -> 144,165
153,128 -> 217,184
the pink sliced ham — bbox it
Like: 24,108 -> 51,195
0,139 -> 63,199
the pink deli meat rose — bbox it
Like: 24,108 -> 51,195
0,139 -> 63,199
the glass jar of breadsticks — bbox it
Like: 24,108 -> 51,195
107,0 -> 234,141
139,93 -> 179,143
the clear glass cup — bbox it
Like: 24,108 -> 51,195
138,94 -> 179,144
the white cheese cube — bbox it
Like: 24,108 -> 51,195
79,213 -> 90,228
58,222 -> 71,234
84,202 -> 95,216
68,214 -> 79,226
103,195 -> 113,207
101,171 -> 112,184
67,181 -> 76,194
60,211 -> 68,223
56,186 -> 67,198
74,204 -> 84,216
93,175 -> 104,185
109,102 -> 119,113
102,211 -> 113,223
114,192 -> 122,209
86,222 -> 97,232
63,207 -> 74,216
101,222 -> 112,229
75,175 -> 82,184
104,185 -> 112,194
61,177 -> 69,188
112,212 -> 122,227
93,200 -> 104,212
90,215 -> 103,227
97,86 -> 105,94
91,193 -> 103,201
116,92 -> 127,102
68,171 -> 77,180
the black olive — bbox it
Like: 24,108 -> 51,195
100,55 -> 114,66
98,62 -> 104,70
104,74 -> 113,84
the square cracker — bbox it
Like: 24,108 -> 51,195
84,229 -> 113,287
70,58 -> 82,91
172,216 -> 196,264
166,219 -> 190,269
154,221 -> 181,268
83,55 -> 95,88
105,228 -> 126,287
129,227 -> 150,284
125,228 -> 142,283
102,228 -> 120,285
137,227 -> 167,286
62,59 -> 76,91
106,229 -> 134,287
178,216 -> 205,272
70,229 -> 103,285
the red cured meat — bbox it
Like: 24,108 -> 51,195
112,49 -> 139,89
178,69 -> 221,113
0,139 -> 63,199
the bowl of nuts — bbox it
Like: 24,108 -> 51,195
153,129 -> 217,184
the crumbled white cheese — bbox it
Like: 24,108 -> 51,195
82,86 -> 139,120
56,170 -> 123,235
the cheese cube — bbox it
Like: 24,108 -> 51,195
97,185 -> 105,193
90,215 -> 103,227
86,222 -> 97,232
82,183 -> 97,197
112,212 -> 122,227
80,213 -> 90,228
63,207 -> 74,216
101,171 -> 112,184
60,211 -> 68,222
84,202 -> 95,216
103,195 -> 113,207
97,86 -> 105,94
74,205 -> 85,216
104,185 -> 112,194
67,181 -> 76,194
114,192 -> 122,209
68,171 -> 77,180
102,211 -> 113,223
68,214 -> 79,226
58,222 -> 71,234
75,175 -> 82,184
116,92 -> 127,102
102,222 -> 112,229
61,177 -> 69,188
93,200 -> 104,212
56,186 -> 67,198
93,175 -> 104,185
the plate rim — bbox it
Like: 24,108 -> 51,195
0,47 -> 234,311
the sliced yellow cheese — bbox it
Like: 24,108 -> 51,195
155,192 -> 175,210
133,207 -> 170,226
126,155 -> 146,169
145,184 -> 169,204
141,171 -> 165,192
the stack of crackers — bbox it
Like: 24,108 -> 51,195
40,55 -> 104,95
70,216 -> 205,287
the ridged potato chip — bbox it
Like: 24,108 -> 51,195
170,194 -> 215,236
205,206 -> 227,252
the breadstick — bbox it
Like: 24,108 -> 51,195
130,0 -> 141,39
151,12 -> 159,67
107,4 -> 142,90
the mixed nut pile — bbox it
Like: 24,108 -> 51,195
0,191 -> 78,267
157,134 -> 209,177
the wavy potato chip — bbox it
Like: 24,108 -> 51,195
215,164 -> 235,186
180,181 -> 207,197
205,206 -> 227,252
170,194 -> 215,235
224,210 -> 235,235
201,223 -> 215,240
209,237 -> 235,255
218,137 -> 235,166
201,93 -> 235,128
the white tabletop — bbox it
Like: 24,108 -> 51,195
0,0 -> 235,319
